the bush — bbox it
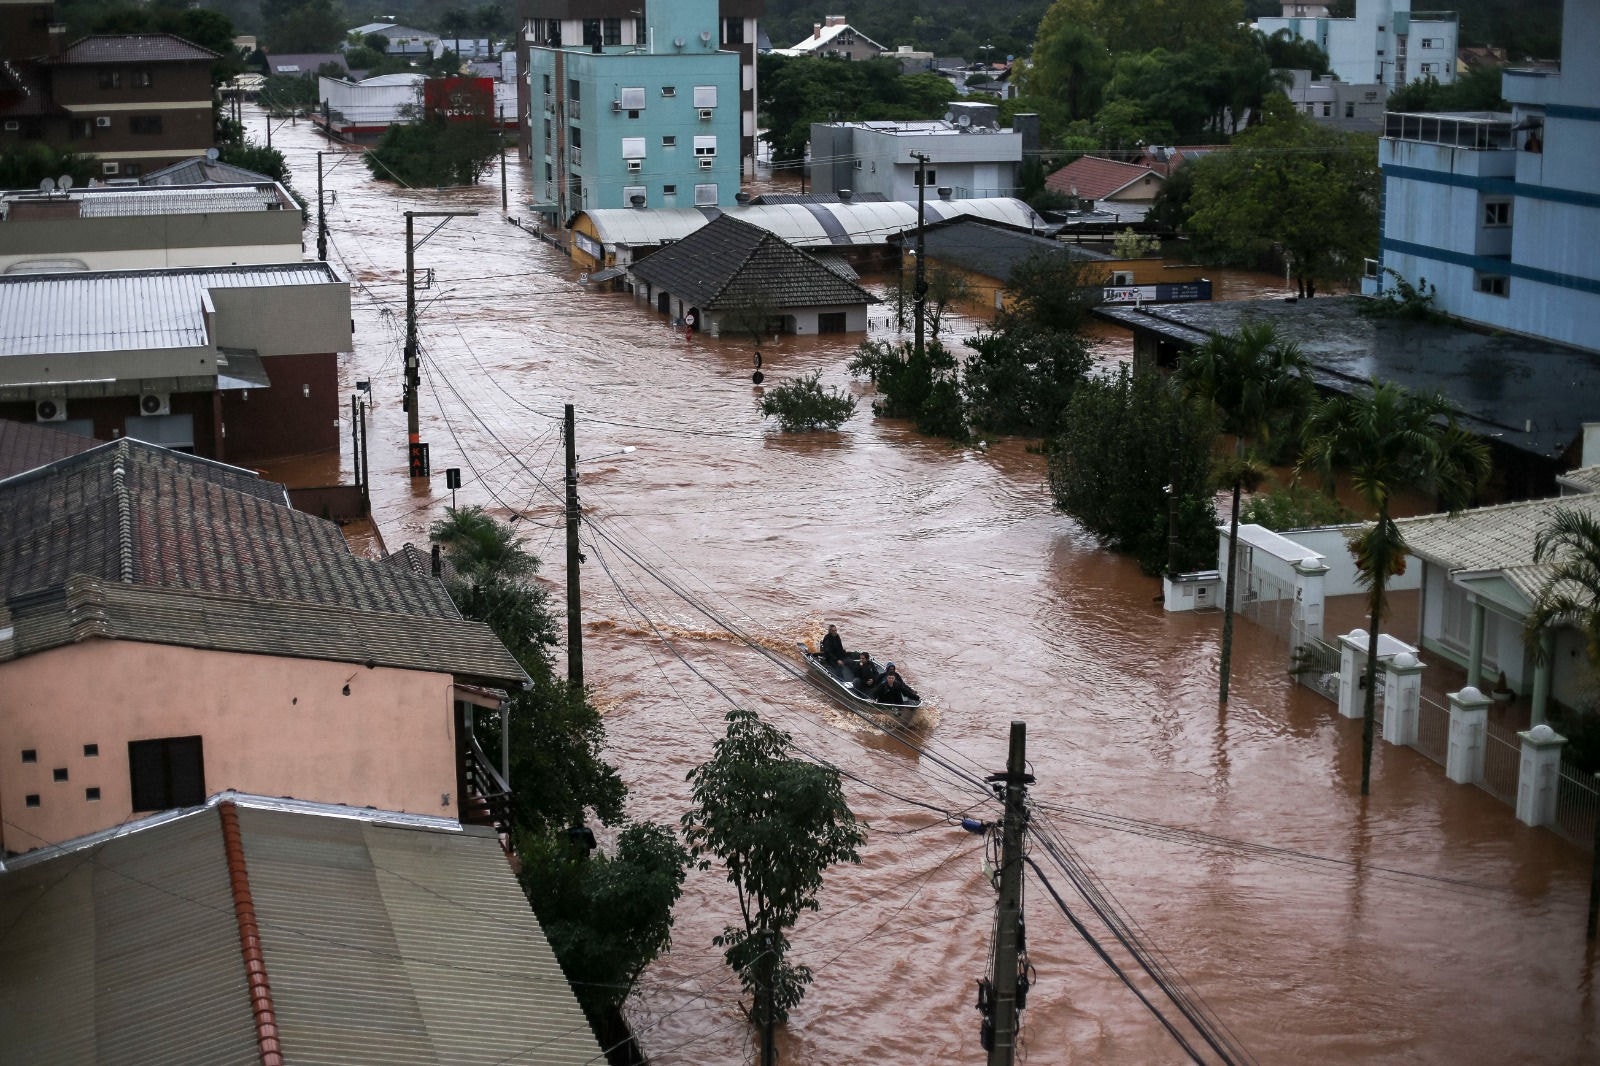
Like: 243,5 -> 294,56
758,371 -> 856,431
848,339 -> 967,440
1239,481 -> 1354,532
962,325 -> 1092,438
365,112 -> 501,186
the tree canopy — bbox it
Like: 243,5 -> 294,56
759,54 -> 954,161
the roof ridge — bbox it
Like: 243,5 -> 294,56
112,442 -> 134,583
218,802 -> 285,1066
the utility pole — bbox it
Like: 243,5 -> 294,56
1589,770 -> 1600,938
403,210 -> 477,474
760,928 -> 778,1066
499,105 -> 508,211
564,403 -> 584,694
316,151 -> 328,261
910,151 -> 929,358
987,721 -> 1033,1066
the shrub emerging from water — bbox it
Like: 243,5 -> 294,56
848,339 -> 967,440
963,325 -> 1093,438
1240,481 -> 1355,532
758,371 -> 856,431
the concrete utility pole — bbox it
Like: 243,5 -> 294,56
564,403 -> 584,694
316,151 -> 328,261
403,210 -> 477,474
987,721 -> 1033,1066
499,105 -> 508,211
911,151 -> 929,358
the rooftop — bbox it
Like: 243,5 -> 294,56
892,217 -> 1106,282
1399,492 -> 1600,572
1,183 -> 294,218
1098,296 -> 1600,461
0,795 -> 602,1064
46,34 -> 220,65
0,417 -> 98,479
1045,156 -> 1163,201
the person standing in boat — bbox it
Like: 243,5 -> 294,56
820,624 -> 848,677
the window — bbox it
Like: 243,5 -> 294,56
21,749 -> 37,763
1420,63 -> 1436,74
25,794 -> 39,808
53,767 -> 68,782
84,744 -> 99,757
122,162 -> 141,177
128,736 -> 205,812
3,119 -> 17,131
102,162 -> 119,176
694,183 -> 718,206
661,86 -> 676,98
635,17 -> 646,42
1345,102 -> 1356,118
1421,38 -> 1437,48
86,787 -> 101,801
724,18 -> 745,46
693,135 -> 717,156
98,69 -> 120,89
132,69 -> 152,88
692,85 -> 718,108
130,116 -> 162,135
1322,102 -> 1332,116
1306,103 -> 1316,114
543,74 -> 551,95
622,136 -> 646,158
818,312 -> 847,334
663,184 -> 677,196
603,17 -> 621,45
662,135 -> 676,148
913,168 -> 937,186
1483,201 -> 1512,226
570,126 -> 581,148
543,117 -> 551,139
620,86 -> 646,110
1476,273 -> 1509,296
568,79 -> 580,100
581,19 -> 600,47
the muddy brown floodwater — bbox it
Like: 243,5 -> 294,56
258,109 -> 1598,1064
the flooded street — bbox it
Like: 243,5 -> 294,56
262,110 -> 1598,1064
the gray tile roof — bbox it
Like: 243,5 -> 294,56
0,799 -> 604,1065
628,213 -> 875,311
1557,465 -> 1600,494
0,418 -> 100,480
0,263 -> 343,357
0,439 -> 527,686
1398,491 -> 1600,571
48,34 -> 220,65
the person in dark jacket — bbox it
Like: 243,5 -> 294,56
852,652 -> 881,693
820,624 -> 848,676
875,669 -> 917,704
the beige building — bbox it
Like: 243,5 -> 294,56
0,438 -> 527,856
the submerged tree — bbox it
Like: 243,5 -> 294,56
1299,383 -> 1489,795
758,370 -> 856,431
1176,322 -> 1312,707
682,709 -> 866,1029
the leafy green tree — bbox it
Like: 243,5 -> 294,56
1239,480 -> 1352,531
0,143 -> 97,189
1185,97 -> 1379,296
1047,365 -> 1218,574
263,0 -> 346,52
1387,65 -> 1507,112
1527,508 -> 1600,669
962,325 -> 1092,437
997,249 -> 1103,334
1261,28 -> 1330,79
1034,0 -> 1245,55
1176,323 -> 1313,706
1299,383 -> 1490,795
758,371 -> 857,432
85,1 -> 242,84
682,709 -> 867,1026
758,55 -> 953,162
217,142 -> 302,206
1145,159 -> 1196,230
848,339 -> 968,439
366,112 -> 501,187
1019,11 -> 1112,122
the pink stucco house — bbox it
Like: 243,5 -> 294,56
0,438 -> 527,855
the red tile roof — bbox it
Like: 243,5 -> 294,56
1044,156 -> 1162,201
47,34 -> 220,65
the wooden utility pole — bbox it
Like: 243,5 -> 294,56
403,210 -> 476,474
564,403 -> 584,693
911,151 -> 929,358
987,721 -> 1033,1066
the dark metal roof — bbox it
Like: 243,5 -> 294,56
627,213 -> 876,311
0,800 -> 604,1065
140,158 -> 279,186
0,438 -> 527,685
1097,295 -> 1600,461
47,34 -> 221,65
894,217 -> 1107,282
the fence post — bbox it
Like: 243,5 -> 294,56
1381,652 -> 1424,747
1445,686 -> 1491,784
1337,629 -> 1368,720
1291,557 -> 1329,650
1515,724 -> 1567,828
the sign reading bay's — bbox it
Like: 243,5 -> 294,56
1102,280 -> 1212,305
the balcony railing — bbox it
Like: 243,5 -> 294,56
461,731 -> 513,839
1383,111 -> 1514,149
567,98 -> 581,119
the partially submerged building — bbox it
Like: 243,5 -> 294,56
810,102 -> 1036,202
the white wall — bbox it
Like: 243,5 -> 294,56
1282,524 -> 1422,596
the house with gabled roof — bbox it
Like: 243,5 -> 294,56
1044,156 -> 1166,220
0,438 -> 528,856
772,15 -> 887,61
626,212 -> 876,336
0,794 -> 605,1064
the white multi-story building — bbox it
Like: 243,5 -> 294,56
1257,0 -> 1457,91
1370,0 -> 1599,353
809,102 -> 1037,201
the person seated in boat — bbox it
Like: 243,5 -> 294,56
875,665 -> 917,704
852,652 -> 881,692
820,624 -> 848,676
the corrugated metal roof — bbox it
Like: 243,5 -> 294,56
76,185 -> 284,217
0,803 -> 604,1065
0,263 -> 342,357
141,158 -> 278,186
583,197 -> 1049,252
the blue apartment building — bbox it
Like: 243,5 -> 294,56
525,0 -> 742,223
1370,0 -> 1599,352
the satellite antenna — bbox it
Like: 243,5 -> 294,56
57,174 -> 73,192
699,30 -> 711,42
943,111 -> 953,122
38,177 -> 56,195
206,147 -> 220,162
957,114 -> 971,127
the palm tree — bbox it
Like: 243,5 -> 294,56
1176,321 -> 1313,707
1300,381 -> 1490,795
1527,506 -> 1600,668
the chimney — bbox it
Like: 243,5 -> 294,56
813,23 -> 822,39
431,544 -> 442,577
47,23 -> 66,57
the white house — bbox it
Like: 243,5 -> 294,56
809,102 -> 1037,201
316,72 -> 424,143
771,15 -> 886,61
348,22 -> 442,58
1368,0 -> 1599,353
1256,0 -> 1458,90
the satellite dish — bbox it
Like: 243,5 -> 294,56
699,30 -> 711,42
673,36 -> 685,47
957,114 -> 971,127
57,174 -> 73,192
943,111 -> 953,122
38,177 -> 56,194
205,147 -> 220,162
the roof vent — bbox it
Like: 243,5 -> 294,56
630,194 -> 646,208
735,191 -> 751,203
838,188 -> 852,202
937,187 -> 952,200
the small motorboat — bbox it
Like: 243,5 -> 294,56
797,643 -> 922,722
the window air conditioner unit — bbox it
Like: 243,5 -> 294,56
95,116 -> 111,128
698,157 -> 713,169
139,392 -> 171,416
626,159 -> 642,171
35,398 -> 67,422
698,108 -> 713,120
